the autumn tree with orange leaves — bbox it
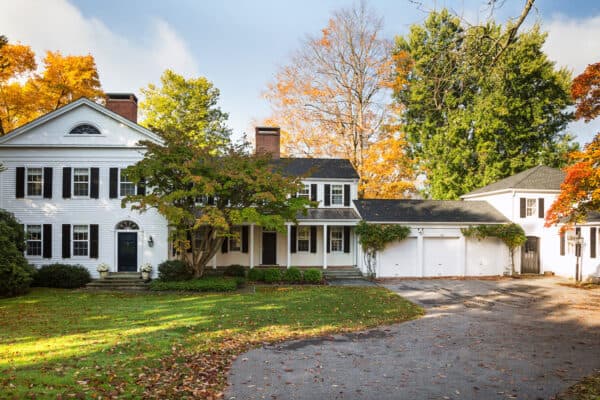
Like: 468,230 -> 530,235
546,62 -> 600,229
0,38 -> 103,135
263,4 -> 416,198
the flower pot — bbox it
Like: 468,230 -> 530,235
141,271 -> 150,280
99,271 -> 109,279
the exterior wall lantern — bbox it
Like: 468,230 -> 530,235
148,235 -> 154,248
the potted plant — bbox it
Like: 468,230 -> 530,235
97,263 -> 110,279
141,263 -> 153,280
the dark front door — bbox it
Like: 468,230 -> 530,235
262,231 -> 277,265
118,232 -> 138,272
521,236 -> 540,274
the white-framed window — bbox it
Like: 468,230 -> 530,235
73,225 -> 89,256
26,225 -> 42,256
330,227 -> 343,252
331,185 -> 343,206
73,168 -> 90,197
229,226 -> 241,252
69,124 -> 101,135
26,168 -> 43,197
297,226 -> 310,252
119,170 -> 136,197
526,198 -> 537,217
297,184 -> 310,199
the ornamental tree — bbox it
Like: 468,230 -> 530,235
571,62 -> 600,122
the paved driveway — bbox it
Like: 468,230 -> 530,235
226,278 -> 600,400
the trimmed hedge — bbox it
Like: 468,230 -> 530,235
33,264 -> 91,289
224,264 -> 246,278
149,277 -> 241,292
157,260 -> 194,281
247,268 -> 264,282
263,268 -> 282,284
282,267 -> 303,283
303,269 -> 323,284
0,210 -> 33,297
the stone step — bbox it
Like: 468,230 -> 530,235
86,278 -> 149,291
87,285 -> 149,291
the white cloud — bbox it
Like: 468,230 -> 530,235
0,0 -> 199,94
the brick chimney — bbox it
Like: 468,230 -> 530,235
105,93 -> 138,123
255,127 -> 281,159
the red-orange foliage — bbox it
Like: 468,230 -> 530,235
571,62 -> 600,122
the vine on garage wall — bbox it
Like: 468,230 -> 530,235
461,223 -> 526,275
355,221 -> 410,277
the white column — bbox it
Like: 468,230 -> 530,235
323,224 -> 328,269
286,224 -> 291,268
417,229 -> 424,277
249,224 -> 255,269
459,234 -> 467,276
212,254 -> 217,269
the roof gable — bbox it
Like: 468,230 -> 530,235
463,166 -> 565,197
0,98 -> 162,147
272,158 -> 359,179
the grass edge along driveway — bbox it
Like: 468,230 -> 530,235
0,286 -> 422,399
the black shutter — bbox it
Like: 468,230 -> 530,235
538,198 -> 545,219
311,184 -> 317,202
62,224 -> 71,258
62,167 -> 71,198
90,168 -> 99,199
290,226 -> 297,253
109,168 -> 119,198
242,226 -> 249,253
519,198 -> 526,218
326,227 -> 331,253
310,226 -> 317,253
137,178 -> 146,195
560,232 -> 565,256
43,224 -> 52,258
16,167 -> 25,198
221,236 -> 228,253
207,196 -> 215,206
90,224 -> 99,258
591,227 -> 597,259
324,184 -> 331,206
344,184 -> 350,207
343,226 -> 350,253
43,168 -> 53,199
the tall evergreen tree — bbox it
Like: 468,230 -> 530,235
394,10 -> 575,199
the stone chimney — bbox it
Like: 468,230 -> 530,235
255,126 -> 281,159
105,93 -> 138,123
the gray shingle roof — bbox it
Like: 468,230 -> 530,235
587,211 -> 600,222
354,199 -> 509,224
297,208 -> 361,221
464,165 -> 565,196
272,158 -> 359,179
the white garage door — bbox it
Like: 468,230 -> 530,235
423,237 -> 462,277
379,238 -> 418,277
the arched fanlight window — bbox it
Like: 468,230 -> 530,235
115,220 -> 139,230
69,124 -> 101,135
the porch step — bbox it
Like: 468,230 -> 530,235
86,273 -> 149,291
324,267 -> 364,280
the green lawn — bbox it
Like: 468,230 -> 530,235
556,370 -> 600,400
0,286 -> 422,399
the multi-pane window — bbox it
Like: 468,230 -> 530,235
330,227 -> 343,252
297,184 -> 310,199
331,185 -> 343,206
229,226 -> 241,252
73,168 -> 90,197
73,225 -> 89,256
27,168 -> 43,196
119,170 -> 136,196
526,198 -> 537,217
297,226 -> 310,252
26,225 -> 42,256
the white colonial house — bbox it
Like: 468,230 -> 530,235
0,94 -> 597,281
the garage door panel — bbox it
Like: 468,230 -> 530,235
379,238 -> 418,277
423,237 -> 461,277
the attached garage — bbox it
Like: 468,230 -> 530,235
354,199 -> 511,278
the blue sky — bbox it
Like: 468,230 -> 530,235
1,0 -> 599,144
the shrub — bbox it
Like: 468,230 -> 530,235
33,264 -> 91,288
224,264 -> 246,277
158,260 -> 194,281
263,268 -> 282,284
282,267 -> 303,283
248,268 -> 265,282
304,269 -> 323,284
0,210 -> 34,296
149,277 -> 239,292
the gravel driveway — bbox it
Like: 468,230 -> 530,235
226,278 -> 600,400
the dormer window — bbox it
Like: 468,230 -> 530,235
69,124 -> 101,135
